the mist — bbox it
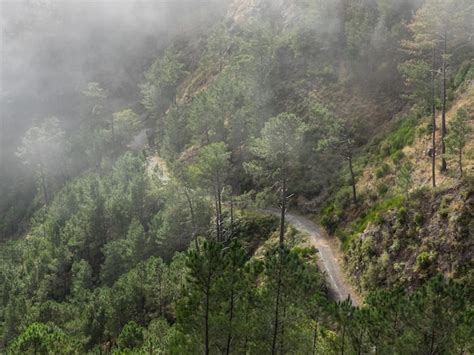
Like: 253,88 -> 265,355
1,0 -> 473,352
1,0 -> 230,164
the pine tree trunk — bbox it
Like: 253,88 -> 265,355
341,324 -> 346,355
230,193 -> 234,239
225,280 -> 235,355
214,191 -> 221,241
217,186 -> 223,240
279,177 -> 287,246
280,301 -> 286,354
431,48 -> 437,188
184,188 -> 199,251
271,265 -> 282,355
312,322 -> 318,355
205,281 -> 211,355
111,116 -> 115,157
38,161 -> 49,205
272,158 -> 287,354
441,32 -> 447,172
348,155 -> 357,204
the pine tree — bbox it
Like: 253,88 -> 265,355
16,117 -> 65,205
246,112 -> 307,354
402,0 -> 473,178
398,162 -> 414,200
318,113 -> 360,204
190,143 -> 231,241
446,107 -> 470,177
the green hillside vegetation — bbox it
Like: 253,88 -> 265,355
1,0 -> 473,353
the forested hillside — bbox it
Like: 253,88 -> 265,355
1,0 -> 473,353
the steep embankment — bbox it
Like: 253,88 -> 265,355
322,78 -> 474,294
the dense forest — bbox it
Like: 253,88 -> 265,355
1,0 -> 473,353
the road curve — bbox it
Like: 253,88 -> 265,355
264,209 -> 361,306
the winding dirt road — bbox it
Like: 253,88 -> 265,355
265,209 -> 361,306
147,153 -> 361,305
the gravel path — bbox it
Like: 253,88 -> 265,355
265,209 -> 361,306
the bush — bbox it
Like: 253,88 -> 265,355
438,208 -> 449,219
389,239 -> 400,254
452,61 -> 472,89
255,188 -> 278,208
361,236 -> 376,257
335,188 -> 352,209
397,207 -> 408,222
375,163 -> 391,179
117,321 -> 145,350
416,251 -> 435,270
391,150 -> 405,164
8,322 -> 77,354
377,183 -> 389,196
379,116 -> 417,159
321,211 -> 339,234
374,213 -> 384,225
417,123 -> 431,137
413,213 -> 424,226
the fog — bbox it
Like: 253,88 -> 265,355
1,0 -> 230,165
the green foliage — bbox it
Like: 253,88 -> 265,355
452,61 -> 472,89
8,322 -> 77,354
231,211 -> 278,252
397,162 -> 413,199
3,1 -> 474,353
345,0 -> 379,59
141,48 -> 185,116
446,107 -> 471,177
375,163 -> 390,179
247,112 -> 307,183
101,239 -> 135,286
112,109 -> 142,148
390,150 -> 405,164
15,117 -> 65,204
377,183 -> 389,196
380,116 -> 417,160
347,195 -> 405,247
416,251 -> 434,270
399,59 -> 433,106
190,143 -> 231,189
116,321 -> 144,351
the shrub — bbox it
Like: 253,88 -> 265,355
321,212 -> 339,234
117,321 -> 145,350
453,61 -> 472,89
413,212 -> 424,226
417,124 -> 430,137
255,188 -> 279,208
389,239 -> 400,254
438,208 -> 449,219
375,163 -> 391,179
361,236 -> 375,257
374,213 -> 384,225
350,196 -> 404,236
397,207 -> 408,223
377,183 -> 389,196
416,251 -> 435,270
8,322 -> 77,354
379,116 -> 417,159
391,150 -> 405,164
335,188 -> 352,209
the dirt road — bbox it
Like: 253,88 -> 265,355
265,209 -> 361,306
